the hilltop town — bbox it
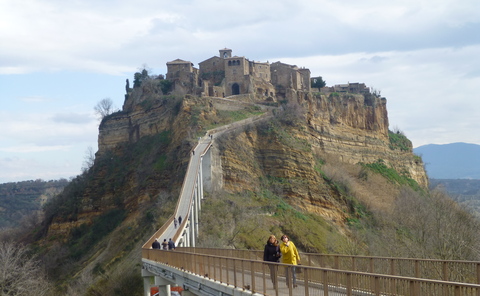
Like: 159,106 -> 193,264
162,48 -> 370,100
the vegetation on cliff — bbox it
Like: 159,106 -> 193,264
388,129 -> 412,152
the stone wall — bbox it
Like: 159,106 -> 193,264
250,61 -> 270,80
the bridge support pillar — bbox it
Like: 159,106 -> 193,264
198,158 -> 203,207
143,276 -> 151,296
194,186 -> 199,235
190,204 -> 196,247
142,269 -> 172,296
159,285 -> 171,296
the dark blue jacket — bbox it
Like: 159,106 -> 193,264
264,242 -> 280,262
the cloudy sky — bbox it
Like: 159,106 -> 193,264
1,0 -> 479,183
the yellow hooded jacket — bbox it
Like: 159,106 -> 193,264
280,241 -> 300,265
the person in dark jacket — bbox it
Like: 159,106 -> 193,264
152,238 -> 161,249
168,238 -> 176,250
263,234 -> 281,288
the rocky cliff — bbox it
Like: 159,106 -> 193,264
199,90 -> 425,223
302,91 -> 427,188
92,86 -> 426,227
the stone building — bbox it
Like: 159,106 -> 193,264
271,62 -> 311,97
166,48 -> 311,100
166,59 -> 199,96
319,82 -> 370,94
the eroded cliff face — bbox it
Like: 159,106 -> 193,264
208,90 -> 427,224
302,92 -> 427,188
98,93 -> 227,151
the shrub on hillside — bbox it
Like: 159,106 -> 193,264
388,129 -> 412,152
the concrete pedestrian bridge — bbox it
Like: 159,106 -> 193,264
141,111 -> 480,296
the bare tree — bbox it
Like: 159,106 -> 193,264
0,241 -> 51,295
387,187 -> 480,261
94,97 -> 114,120
81,146 -> 95,173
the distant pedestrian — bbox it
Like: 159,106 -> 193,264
161,239 -> 168,250
174,218 -> 178,228
168,238 -> 176,250
178,216 -> 182,225
152,238 -> 161,249
192,150 -> 195,155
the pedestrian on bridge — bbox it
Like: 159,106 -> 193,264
161,239 -> 168,250
168,238 -> 176,250
152,238 -> 161,249
174,217 -> 178,228
280,234 -> 300,288
263,235 -> 281,288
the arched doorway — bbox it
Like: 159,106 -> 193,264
232,83 -> 240,95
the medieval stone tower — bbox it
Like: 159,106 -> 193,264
166,48 -> 311,100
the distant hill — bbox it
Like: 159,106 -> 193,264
0,179 -> 68,228
414,142 -> 480,179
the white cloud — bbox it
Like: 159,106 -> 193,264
0,111 -> 97,147
0,155 -> 80,183
51,112 -> 95,124
18,96 -> 53,103
0,0 -> 479,182
0,145 -> 71,153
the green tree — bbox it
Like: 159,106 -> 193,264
133,66 -> 151,88
311,76 -> 326,88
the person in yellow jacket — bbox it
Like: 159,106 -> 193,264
279,234 -> 300,288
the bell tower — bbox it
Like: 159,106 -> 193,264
219,48 -> 232,59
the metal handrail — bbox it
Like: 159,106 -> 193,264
143,249 -> 480,296
177,247 -> 480,285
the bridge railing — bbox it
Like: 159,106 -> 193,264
142,248 -> 480,296
179,247 -> 480,285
